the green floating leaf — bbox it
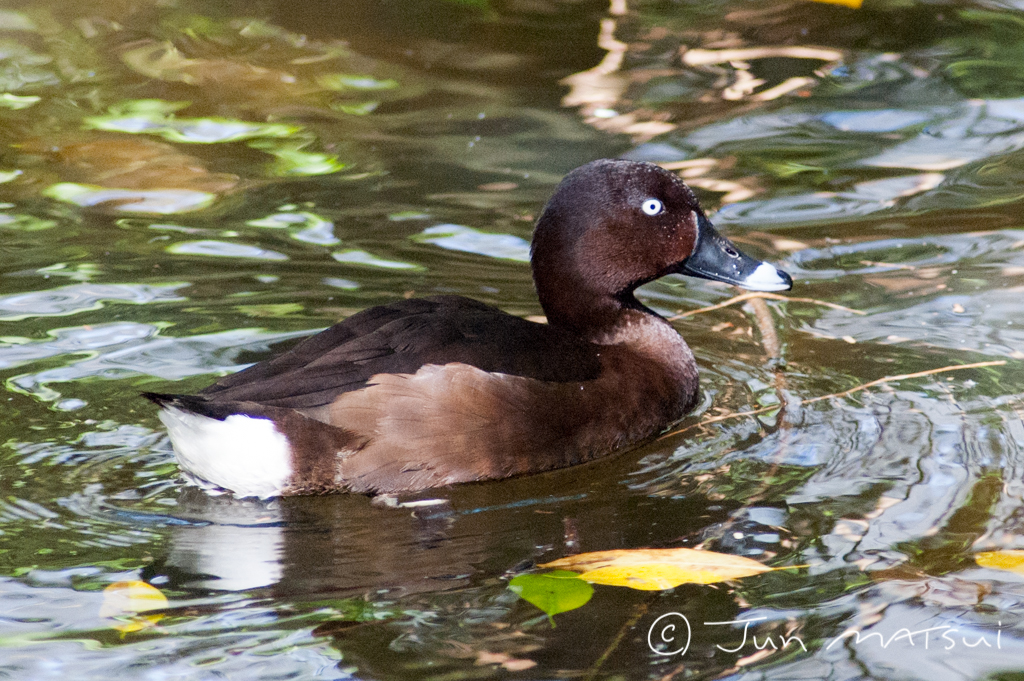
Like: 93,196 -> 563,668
508,571 -> 594,625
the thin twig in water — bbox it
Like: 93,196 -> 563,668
668,292 -> 865,320
799,360 -> 1006,405
659,360 -> 1007,440
582,598 -> 652,681
659,660 -> 689,681
860,260 -> 917,270
747,296 -> 788,502
748,297 -> 781,360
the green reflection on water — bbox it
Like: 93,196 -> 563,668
3,0 -> 1024,678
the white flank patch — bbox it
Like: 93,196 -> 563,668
742,262 -> 791,292
159,407 -> 292,499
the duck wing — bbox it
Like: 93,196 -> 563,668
180,295 -> 601,410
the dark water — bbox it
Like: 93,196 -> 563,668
3,0 -> 1024,678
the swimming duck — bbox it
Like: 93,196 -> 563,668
145,159 -> 792,498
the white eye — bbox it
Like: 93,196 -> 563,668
641,198 -> 664,216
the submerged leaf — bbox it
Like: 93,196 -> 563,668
540,548 -> 771,590
975,550 -> 1024,574
807,0 -> 862,7
121,41 -> 312,98
23,134 -> 239,195
508,571 -> 593,623
100,581 -> 168,633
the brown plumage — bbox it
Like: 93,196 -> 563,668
145,159 -> 792,497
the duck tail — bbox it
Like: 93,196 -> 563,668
141,391 -> 180,408
141,392 -> 240,421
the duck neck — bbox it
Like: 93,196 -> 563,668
534,263 -> 696,396
533,258 -> 661,342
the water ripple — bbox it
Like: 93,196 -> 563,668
413,224 -> 531,262
4,323 -> 312,402
0,283 -> 187,321
167,240 -> 289,260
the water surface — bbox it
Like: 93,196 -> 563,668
3,0 -> 1024,678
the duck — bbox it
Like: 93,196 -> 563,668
144,159 -> 792,498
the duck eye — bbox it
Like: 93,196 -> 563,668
641,198 -> 664,216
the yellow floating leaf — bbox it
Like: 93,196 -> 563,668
578,564 -> 723,590
100,580 -> 168,633
976,550 -> 1024,574
807,0 -> 863,7
540,548 -> 771,590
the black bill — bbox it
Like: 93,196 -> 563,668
676,215 -> 793,292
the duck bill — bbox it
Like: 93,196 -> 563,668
675,216 -> 793,292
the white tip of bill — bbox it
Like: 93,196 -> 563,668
741,262 -> 793,292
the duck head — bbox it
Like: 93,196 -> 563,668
531,159 -> 792,333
